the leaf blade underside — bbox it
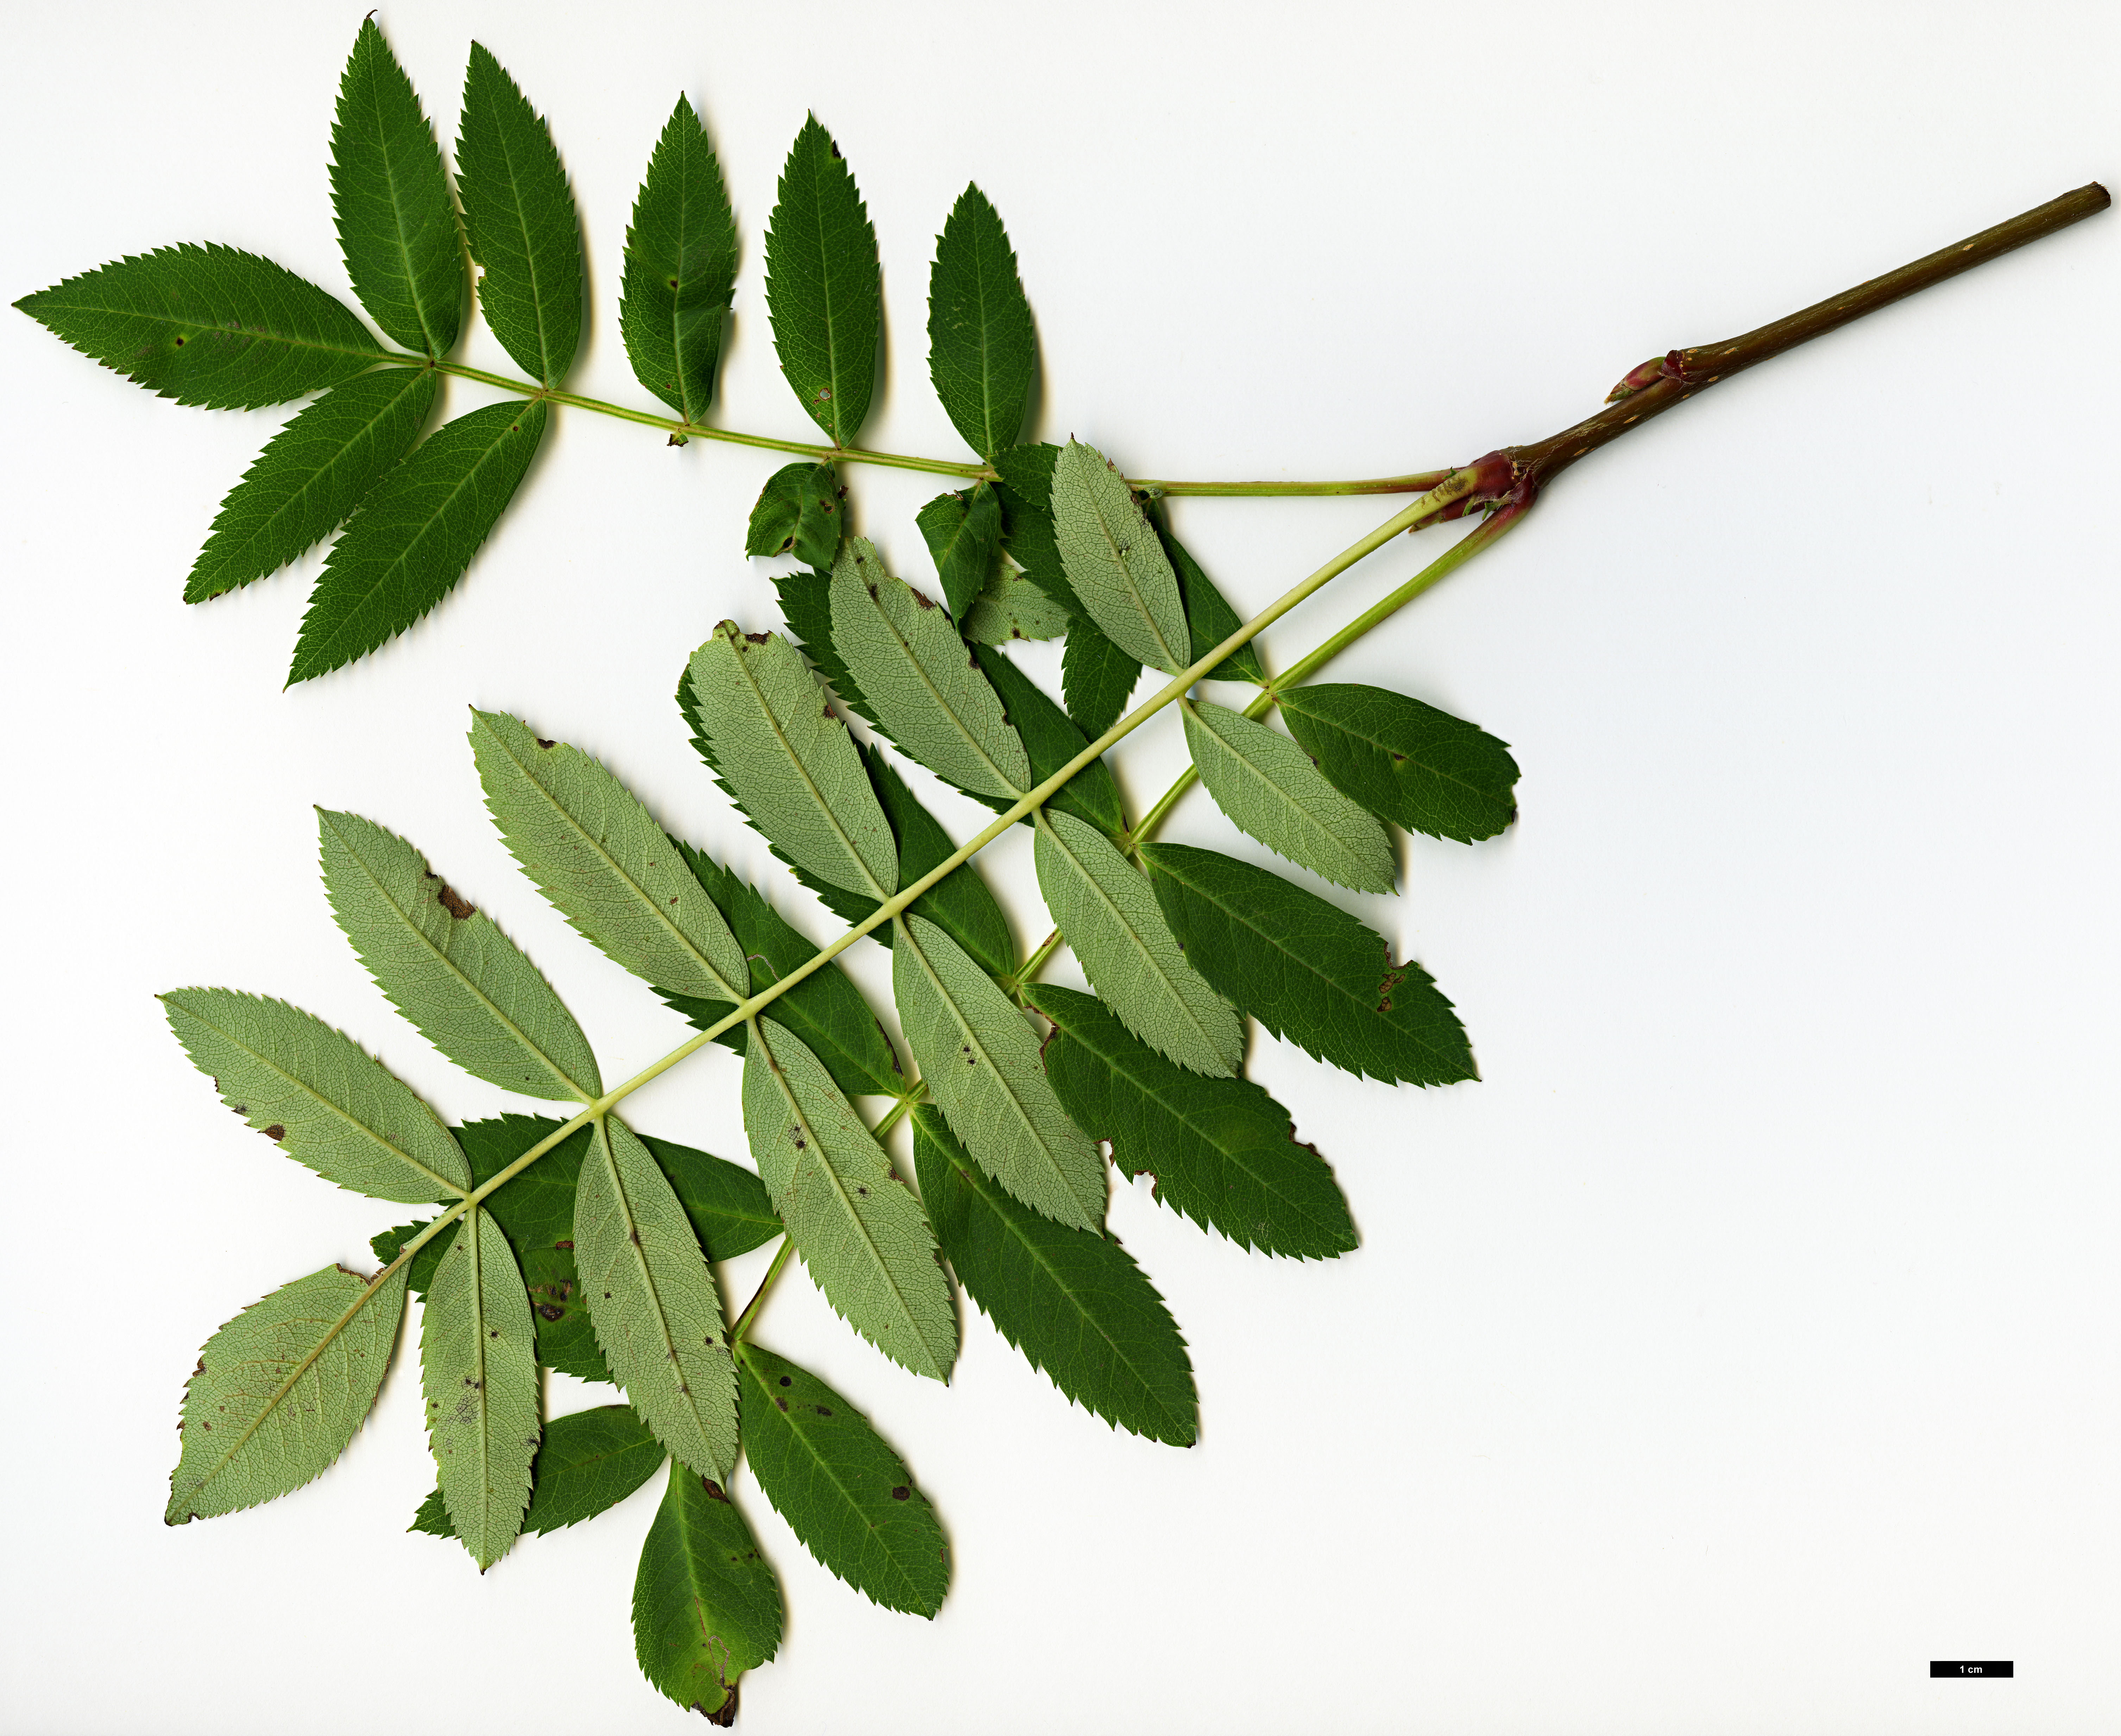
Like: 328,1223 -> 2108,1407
415,1402 -> 665,1539
1051,439 -> 1188,674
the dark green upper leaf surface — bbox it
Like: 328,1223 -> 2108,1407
861,744 -> 1016,977
667,838 -> 905,1099
457,43 -> 582,385
622,95 -> 737,422
415,1402 -> 666,1541
736,1342 -> 948,1617
330,19 -> 463,356
991,443 -> 1072,609
973,645 -> 1126,839
745,462 -> 842,566
1278,683 -> 1521,844
764,116 -> 879,446
915,482 -> 1003,621
927,185 -> 1035,459
912,1107 -> 1196,1445
1027,985 -> 1356,1259
1140,843 -> 1475,1087
289,396 -> 546,683
633,1463 -> 781,1718
1159,520 -> 1265,685
16,245 -> 383,408
186,366 -> 436,602
772,566 -> 873,724
1062,620 -> 1141,738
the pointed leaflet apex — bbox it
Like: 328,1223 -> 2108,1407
764,116 -> 880,445
632,1462 -> 782,1717
1277,683 -> 1522,844
622,94 -> 737,422
928,184 -> 1037,459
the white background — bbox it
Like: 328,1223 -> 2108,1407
2,2 -> 2114,1731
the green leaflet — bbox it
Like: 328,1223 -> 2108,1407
578,1115 -> 741,1479
166,1262 -> 408,1524
770,566 -> 872,723
684,621 -> 897,901
159,987 -> 469,1203
962,567 -> 1071,646
1140,842 -> 1476,1087
990,442 -> 1072,608
914,482 -> 1003,621
744,462 -> 842,566
289,397 -> 548,683
316,807 -> 600,1101
1026,986 -> 1357,1260
14,244 -> 383,409
1159,520 -> 1266,685
971,646 -> 1126,837
1062,619 -> 1142,737
830,538 -> 1031,802
741,1018 -> 956,1381
927,185 -> 1036,460
329,20 -> 462,356
892,915 -> 1104,1231
1181,699 -> 1396,894
456,44 -> 582,386
469,709 -> 749,1003
621,95 -> 737,423
185,367 -> 437,602
667,839 -> 907,1098
1051,439 -> 1188,674
420,1205 -> 539,1569
632,1463 -> 781,1719
911,1108 -> 1196,1445
1031,812 -> 1242,1078
765,116 -> 880,447
1277,683 -> 1522,844
735,1342 -> 948,1617
414,1403 -> 665,1540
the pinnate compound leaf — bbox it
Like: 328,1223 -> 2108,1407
962,567 -> 1071,646
633,1463 -> 781,1719
684,622 -> 896,901
911,1107 -> 1195,1445
741,1018 -> 956,1381
1051,440 -> 1188,674
1277,683 -> 1521,844
1026,986 -> 1356,1260
971,645 -> 1125,837
622,95 -> 736,422
166,1262 -> 408,1524
15,244 -> 383,409
1160,520 -> 1266,685
914,482 -> 1003,620
415,1403 -> 665,1540
159,987 -> 469,1202
316,807 -> 600,1101
830,539 -> 1030,801
1032,812 -> 1242,1078
1062,619 -> 1142,737
893,915 -> 1104,1231
185,367 -> 437,602
330,19 -> 462,356
745,462 -> 841,566
289,397 -> 548,683
1141,842 -> 1475,1087
736,1342 -> 948,1617
765,116 -> 879,446
420,1204 -> 539,1568
927,185 -> 1036,459
578,1115 -> 740,1479
1182,699 -> 1396,894
470,708 -> 749,1003
456,44 -> 582,385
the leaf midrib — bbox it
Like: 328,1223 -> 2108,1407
1080,462 -> 1181,673
1283,695 -> 1506,811
858,577 -> 1027,800
1185,701 -> 1376,877
477,74 -> 563,385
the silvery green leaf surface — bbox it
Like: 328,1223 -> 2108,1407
469,708 -> 748,1002
961,565 -> 1070,645
316,808 -> 600,1101
764,115 -> 879,445
741,1018 -> 956,1381
926,184 -> 1036,459
1051,439 -> 1188,674
159,987 -> 469,1202
1181,699 -> 1396,894
684,622 -> 896,901
736,1342 -> 948,1616
620,94 -> 736,423
892,915 -> 1104,1231
744,462 -> 841,566
577,1115 -> 740,1480
329,19 -> 462,356
829,538 -> 1030,801
1031,811 -> 1242,1078
914,482 -> 1002,621
165,1262 -> 407,1524
420,1204 -> 539,1568
632,1463 -> 781,1719
414,1403 -> 664,1541
456,44 -> 581,385
185,365 -> 436,603
1277,683 -> 1521,843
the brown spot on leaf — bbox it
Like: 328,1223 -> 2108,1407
743,630 -> 770,645
435,883 -> 476,921
555,1239 -> 573,1251
536,738 -> 555,749
536,1303 -> 564,1321
701,1477 -> 729,1502
890,1485 -> 910,1501
813,1404 -> 832,1418
779,1375 -> 792,1387
776,1396 -> 788,1412
261,1124 -> 285,1142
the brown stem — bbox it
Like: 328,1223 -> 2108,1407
1422,182 -> 2109,527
